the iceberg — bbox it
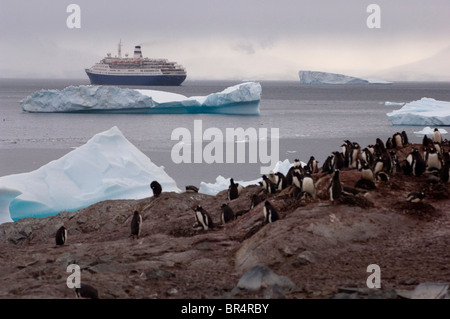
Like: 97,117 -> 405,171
299,70 -> 391,85
413,127 -> 448,136
20,82 -> 261,115
0,127 -> 181,224
386,98 -> 450,126
198,159 -> 301,196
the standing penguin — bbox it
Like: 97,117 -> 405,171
275,172 -> 287,190
328,169 -> 343,202
263,200 -> 279,225
55,226 -> 67,246
307,156 -> 319,174
425,147 -> 442,172
433,128 -> 442,144
401,131 -> 409,146
350,143 -> 361,169
393,132 -> 403,149
361,162 -> 375,183
221,203 -> 235,224
301,171 -> 316,199
150,180 -> 162,197
411,149 -> 426,176
261,175 -> 277,194
130,210 -> 142,239
193,205 -> 214,230
228,178 -> 243,200
331,151 -> 345,170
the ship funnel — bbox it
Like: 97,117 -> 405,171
133,45 -> 143,59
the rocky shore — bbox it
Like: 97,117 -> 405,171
0,143 -> 449,299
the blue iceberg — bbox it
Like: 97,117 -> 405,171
0,127 -> 181,224
299,70 -> 391,85
386,97 -> 450,126
20,82 -> 261,115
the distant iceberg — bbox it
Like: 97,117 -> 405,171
413,126 -> 448,135
20,82 -> 261,115
299,70 -> 391,85
0,127 -> 181,224
386,98 -> 450,126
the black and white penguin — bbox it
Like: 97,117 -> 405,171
406,192 -> 425,203
375,138 -> 386,155
350,143 -> 361,169
393,132 -> 403,149
328,169 -> 342,202
423,134 -> 433,147
361,162 -> 375,183
342,140 -> 353,168
130,210 -> 142,239
301,171 -> 316,199
425,147 -> 442,172
75,283 -> 99,299
293,159 -> 302,169
322,155 -> 334,174
433,128 -> 442,144
307,156 -> 319,174
401,131 -> 409,146
275,172 -> 287,190
193,205 -> 214,230
440,152 -> 450,183
263,200 -> 279,225
292,170 -> 303,190
361,148 -> 374,167
373,157 -> 385,175
185,185 -> 199,193
150,180 -> 162,197
331,151 -> 345,170
228,178 -> 243,200
411,149 -> 426,177
55,226 -> 67,246
221,203 -> 235,224
261,175 -> 277,194
385,137 -> 394,149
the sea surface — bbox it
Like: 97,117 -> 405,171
1,79 -> 450,188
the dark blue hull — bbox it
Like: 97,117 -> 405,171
85,70 -> 186,86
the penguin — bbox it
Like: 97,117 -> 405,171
263,200 -> 279,225
411,149 -> 426,177
55,226 -> 67,246
423,134 -> 433,147
275,172 -> 287,190
401,131 -> 409,146
185,185 -> 199,193
440,152 -> 450,183
307,156 -> 319,174
385,137 -> 394,149
293,159 -> 302,169
341,141 -> 352,168
261,175 -> 277,194
361,148 -> 374,167
328,169 -> 342,202
75,283 -> 99,299
228,178 -> 243,200
350,143 -> 361,169
361,162 -> 375,183
425,147 -> 442,172
393,132 -> 403,149
301,171 -> 316,199
432,128 -> 442,144
221,203 -> 235,224
373,157 -> 385,175
322,155 -> 334,174
150,180 -> 162,197
250,193 -> 264,209
375,171 -> 390,182
375,138 -> 386,155
130,210 -> 142,239
193,205 -> 213,230
292,170 -> 303,190
406,192 -> 425,203
389,151 -> 401,174
331,151 -> 345,170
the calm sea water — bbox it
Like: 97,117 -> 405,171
1,79 -> 450,188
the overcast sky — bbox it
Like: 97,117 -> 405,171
1,0 -> 449,81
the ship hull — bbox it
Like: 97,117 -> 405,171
85,70 -> 186,86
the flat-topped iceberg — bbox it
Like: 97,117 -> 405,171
413,127 -> 448,135
20,82 -> 261,115
299,70 -> 391,85
0,127 -> 181,224
386,98 -> 450,126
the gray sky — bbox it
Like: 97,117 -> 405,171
1,0 -> 449,81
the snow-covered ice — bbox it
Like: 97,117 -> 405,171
384,101 -> 405,106
198,159 -> 302,196
299,71 -> 391,85
386,98 -> 450,126
0,127 -> 180,224
20,82 -> 261,115
413,127 -> 448,135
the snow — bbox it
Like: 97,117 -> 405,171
0,127 -> 181,224
384,101 -> 405,106
413,127 -> 448,135
198,159 -> 302,196
20,82 -> 261,115
299,71 -> 391,85
386,98 -> 450,126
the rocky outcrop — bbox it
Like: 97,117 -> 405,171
0,144 -> 449,299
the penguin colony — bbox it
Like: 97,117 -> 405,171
50,128 -> 448,298
188,128 -> 449,229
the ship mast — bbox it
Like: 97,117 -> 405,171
118,40 -> 122,58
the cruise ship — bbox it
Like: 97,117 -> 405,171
85,42 -> 187,86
